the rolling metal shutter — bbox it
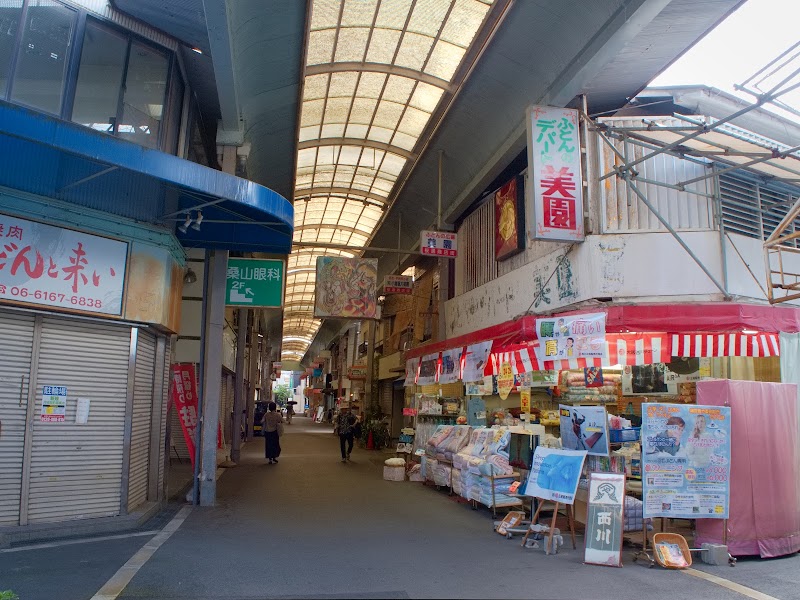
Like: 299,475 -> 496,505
0,310 -> 35,525
157,339 -> 171,498
28,317 -> 131,524
380,381 -> 393,419
170,395 -> 191,461
128,331 -> 156,511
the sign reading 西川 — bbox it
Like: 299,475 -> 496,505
584,471 -> 625,567
226,258 -> 284,307
0,213 -> 128,315
526,106 -> 585,242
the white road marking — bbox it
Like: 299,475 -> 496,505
684,567 -> 782,600
90,505 -> 192,600
0,530 -> 160,553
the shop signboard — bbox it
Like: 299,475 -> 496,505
462,341 -> 493,382
559,405 -> 610,457
526,106 -> 585,242
584,472 -> 626,567
420,230 -> 457,257
347,365 -> 367,380
497,361 -> 514,400
534,312 -> 606,362
171,364 -> 199,467
524,447 -> 587,504
0,213 -> 128,315
225,258 -> 284,307
314,257 -> 378,319
384,275 -> 413,294
641,403 -> 731,519
41,385 -> 67,422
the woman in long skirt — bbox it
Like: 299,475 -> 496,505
262,401 -> 283,464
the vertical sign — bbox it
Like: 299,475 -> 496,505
420,231 -> 457,257
171,364 -> 198,467
641,403 -> 731,519
495,175 -> 525,261
584,472 -> 625,567
526,106 -> 584,242
41,385 -> 67,422
226,258 -> 284,307
497,361 -> 515,400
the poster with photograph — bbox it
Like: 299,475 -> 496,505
417,353 -> 439,386
641,403 -> 731,519
534,312 -> 606,362
559,405 -> 609,456
404,357 -> 419,387
523,447 -> 587,504
584,472 -> 625,567
462,341 -> 493,381
439,347 -> 463,384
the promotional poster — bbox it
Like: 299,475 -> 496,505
524,447 -> 588,504
559,405 -> 610,456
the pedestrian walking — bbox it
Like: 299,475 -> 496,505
336,405 -> 357,462
263,401 -> 284,464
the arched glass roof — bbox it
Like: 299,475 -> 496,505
283,0 -> 495,362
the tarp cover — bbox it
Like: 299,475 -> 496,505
695,379 -> 800,558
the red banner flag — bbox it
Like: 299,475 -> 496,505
172,363 -> 199,467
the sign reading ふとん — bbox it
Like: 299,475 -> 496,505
0,213 -> 128,315
226,258 -> 284,307
526,106 -> 585,242
420,231 -> 457,257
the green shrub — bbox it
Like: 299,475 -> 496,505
0,591 -> 20,600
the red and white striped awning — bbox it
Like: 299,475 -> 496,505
671,333 -> 780,358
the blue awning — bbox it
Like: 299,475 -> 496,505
0,101 -> 293,254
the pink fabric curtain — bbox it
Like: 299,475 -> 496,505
695,380 -> 800,557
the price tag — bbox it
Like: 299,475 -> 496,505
509,481 -> 521,494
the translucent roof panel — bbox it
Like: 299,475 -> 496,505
285,0 -> 496,360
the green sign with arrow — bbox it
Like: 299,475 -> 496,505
225,258 -> 284,307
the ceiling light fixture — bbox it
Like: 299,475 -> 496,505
191,211 -> 203,232
191,47 -> 203,54
177,213 -> 192,234
183,267 -> 197,284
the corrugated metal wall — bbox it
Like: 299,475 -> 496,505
0,311 -> 34,525
720,172 -> 800,244
28,318 -> 130,524
456,197 -> 497,295
595,118 -> 715,233
128,331 -> 156,511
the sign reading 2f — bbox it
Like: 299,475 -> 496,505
225,258 -> 285,308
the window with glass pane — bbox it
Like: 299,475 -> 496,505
10,0 -> 75,114
71,21 -> 127,134
119,41 -> 168,148
0,1 -> 23,98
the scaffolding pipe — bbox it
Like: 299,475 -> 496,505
624,175 -> 730,299
678,145 -> 800,187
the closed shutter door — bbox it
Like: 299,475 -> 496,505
170,397 -> 191,460
0,310 -> 35,525
28,317 -> 131,524
158,339 -> 171,497
128,331 -> 156,511
380,381 -> 393,418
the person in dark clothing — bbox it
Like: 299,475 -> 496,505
336,406 -> 357,462
263,401 -> 283,464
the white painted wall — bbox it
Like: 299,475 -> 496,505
444,230 -> 777,338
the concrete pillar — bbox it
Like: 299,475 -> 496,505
365,319 -> 376,413
246,310 -> 258,439
199,249 -> 228,506
438,257 -> 449,342
231,308 -> 248,462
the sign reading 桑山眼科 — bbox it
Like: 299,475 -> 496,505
0,213 -> 128,315
526,106 -> 585,242
225,258 -> 284,307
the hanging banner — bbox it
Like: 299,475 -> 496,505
41,385 -> 67,422
559,405 -> 610,457
523,447 -> 588,504
534,312 -> 606,362
497,361 -> 515,400
641,403 -> 731,519
0,213 -> 128,315
314,257 -> 378,319
417,353 -> 439,386
404,357 -> 420,387
584,472 -> 626,567
384,275 -> 413,294
439,347 -> 463,384
526,106 -> 584,242
520,387 -> 531,414
420,230 -> 457,257
171,364 -> 199,467
495,175 -> 525,261
462,340 -> 493,382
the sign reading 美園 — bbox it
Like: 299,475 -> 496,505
526,106 -> 585,242
420,231 -> 457,257
41,385 -> 67,422
384,275 -> 413,294
225,258 -> 284,307
0,213 -> 128,315
641,403 -> 731,519
584,471 -> 625,567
